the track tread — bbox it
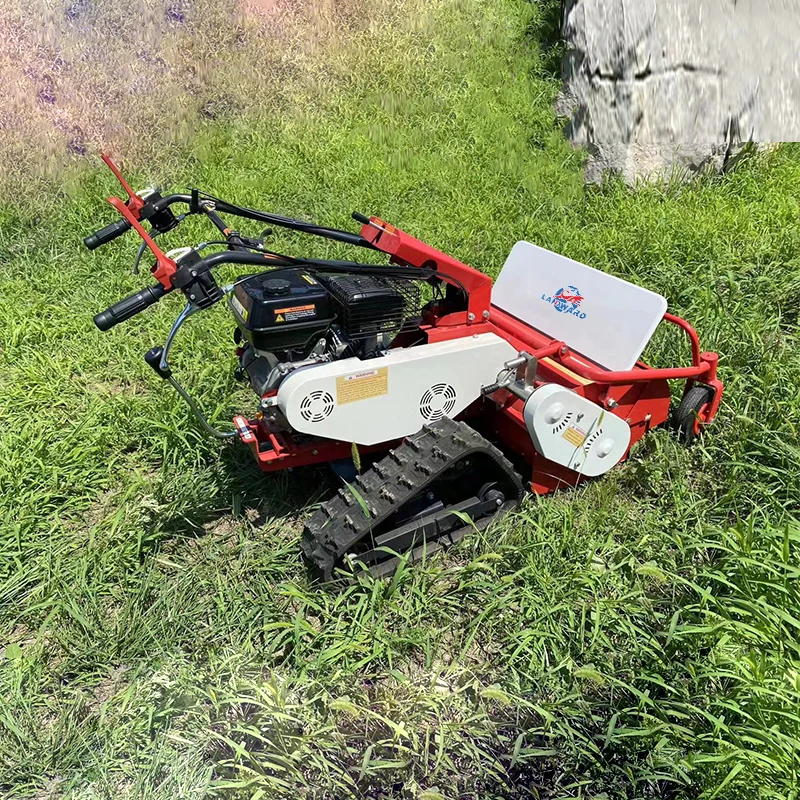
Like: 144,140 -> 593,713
300,418 -> 524,580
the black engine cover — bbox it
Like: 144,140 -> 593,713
229,269 -> 334,354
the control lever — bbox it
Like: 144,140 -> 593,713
144,305 -> 235,440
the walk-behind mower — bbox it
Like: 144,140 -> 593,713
86,155 -> 723,579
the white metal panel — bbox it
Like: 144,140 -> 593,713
277,333 -> 517,445
492,241 -> 668,371
523,384 -> 631,477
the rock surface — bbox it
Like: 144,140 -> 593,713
560,0 -> 800,183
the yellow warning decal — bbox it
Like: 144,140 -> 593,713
562,425 -> 587,448
541,357 -> 591,386
273,304 -> 316,322
336,367 -> 389,405
230,295 -> 249,323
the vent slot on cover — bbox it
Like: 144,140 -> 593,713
420,383 -> 457,422
300,390 -> 335,422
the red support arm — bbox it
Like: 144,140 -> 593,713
490,306 -> 719,386
563,313 -> 717,385
359,218 -> 493,323
101,153 -> 145,217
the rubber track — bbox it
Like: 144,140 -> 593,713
300,418 -> 524,581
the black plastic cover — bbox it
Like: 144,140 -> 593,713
320,274 -> 412,338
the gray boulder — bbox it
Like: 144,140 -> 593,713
560,0 -> 800,183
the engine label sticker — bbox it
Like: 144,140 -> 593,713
274,304 -> 316,323
230,295 -> 249,322
336,367 -> 389,405
562,424 -> 587,448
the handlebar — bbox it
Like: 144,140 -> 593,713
94,283 -> 168,331
84,218 -> 132,250
88,175 -> 389,332
92,243 -> 444,332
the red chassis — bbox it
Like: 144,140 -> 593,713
236,218 -> 723,493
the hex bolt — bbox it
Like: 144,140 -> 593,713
559,345 -> 568,355
468,312 -> 476,322
482,310 -> 490,319
607,398 -> 619,409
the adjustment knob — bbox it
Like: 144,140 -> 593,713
144,347 -> 172,380
597,438 -> 615,458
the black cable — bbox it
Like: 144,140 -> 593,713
193,243 -> 469,298
197,240 -> 264,252
188,189 -> 372,248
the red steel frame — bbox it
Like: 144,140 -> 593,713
240,217 -> 723,493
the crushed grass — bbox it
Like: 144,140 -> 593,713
1,0 -> 799,797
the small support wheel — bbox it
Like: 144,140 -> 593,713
670,385 -> 715,445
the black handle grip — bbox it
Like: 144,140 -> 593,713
352,211 -> 371,225
94,284 -> 168,331
84,218 -> 132,251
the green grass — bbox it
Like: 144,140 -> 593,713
1,0 -> 800,797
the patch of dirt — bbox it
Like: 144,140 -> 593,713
0,623 -> 38,660
0,0 -> 296,192
0,0 -> 402,200
82,378 -> 145,397
33,777 -> 66,800
202,514 -> 242,538
86,664 -> 130,713
243,0 -> 282,16
80,486 -> 123,528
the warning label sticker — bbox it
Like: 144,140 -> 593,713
274,304 -> 316,323
336,367 -> 389,405
562,425 -> 587,448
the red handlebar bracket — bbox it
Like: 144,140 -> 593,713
101,153 -> 145,218
107,196 -> 177,288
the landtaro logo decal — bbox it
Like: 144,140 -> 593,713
542,285 -> 587,319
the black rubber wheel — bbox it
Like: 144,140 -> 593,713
670,385 -> 715,445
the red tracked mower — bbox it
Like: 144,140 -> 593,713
87,155 -> 723,579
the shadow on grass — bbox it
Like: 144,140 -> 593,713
146,439 -> 338,550
524,0 -> 565,81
